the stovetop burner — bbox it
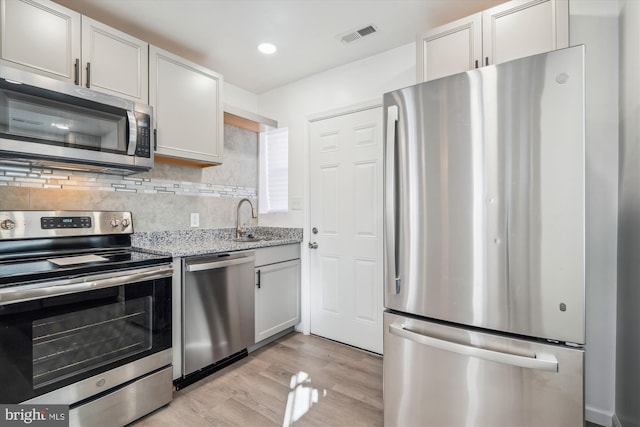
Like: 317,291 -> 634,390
0,248 -> 171,287
0,210 -> 171,288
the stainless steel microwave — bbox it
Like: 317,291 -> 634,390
0,66 -> 153,175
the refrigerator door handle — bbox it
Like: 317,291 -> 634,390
385,105 -> 401,294
389,323 -> 559,372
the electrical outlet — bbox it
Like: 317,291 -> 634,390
291,197 -> 303,211
190,213 -> 199,227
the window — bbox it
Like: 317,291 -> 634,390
259,127 -> 288,213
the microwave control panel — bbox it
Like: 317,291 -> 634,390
134,112 -> 151,158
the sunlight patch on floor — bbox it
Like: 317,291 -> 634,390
282,371 -> 327,426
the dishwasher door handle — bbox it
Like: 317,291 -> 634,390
186,255 -> 255,272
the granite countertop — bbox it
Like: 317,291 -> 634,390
132,227 -> 303,257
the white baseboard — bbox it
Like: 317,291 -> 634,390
586,405 -> 614,427
612,413 -> 622,427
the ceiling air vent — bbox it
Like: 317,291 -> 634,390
339,24 -> 378,44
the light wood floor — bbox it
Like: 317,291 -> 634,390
131,332 -> 383,426
132,332 -> 603,427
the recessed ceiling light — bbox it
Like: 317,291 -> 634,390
258,43 -> 277,55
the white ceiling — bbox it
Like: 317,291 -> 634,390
54,0 -> 509,94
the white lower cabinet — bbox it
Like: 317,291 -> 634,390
254,244 -> 301,344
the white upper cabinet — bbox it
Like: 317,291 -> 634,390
483,0 -> 569,66
149,46 -> 223,164
81,17 -> 148,102
0,0 -> 80,83
417,0 -> 569,82
417,13 -> 482,82
0,0 -> 148,102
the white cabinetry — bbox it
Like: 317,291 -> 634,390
0,0 -> 148,102
149,46 -> 223,164
0,0 -> 80,83
417,0 -> 569,82
81,17 -> 148,102
254,244 -> 301,344
417,14 -> 482,82
483,0 -> 569,66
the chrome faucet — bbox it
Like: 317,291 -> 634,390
236,198 -> 257,238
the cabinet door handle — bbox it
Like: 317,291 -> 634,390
475,59 -> 478,69
256,269 -> 261,288
74,58 -> 80,85
485,57 -> 489,66
86,62 -> 91,88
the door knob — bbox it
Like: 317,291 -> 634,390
308,241 -> 319,249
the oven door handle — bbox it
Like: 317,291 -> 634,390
0,265 -> 173,305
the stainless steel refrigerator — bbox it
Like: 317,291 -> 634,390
383,46 -> 585,427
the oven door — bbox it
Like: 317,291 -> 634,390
0,264 -> 172,404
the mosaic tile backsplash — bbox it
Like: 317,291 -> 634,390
0,124 -> 260,232
0,165 -> 255,198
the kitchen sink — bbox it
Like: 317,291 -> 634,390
233,235 -> 263,242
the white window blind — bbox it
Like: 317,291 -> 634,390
259,127 -> 289,213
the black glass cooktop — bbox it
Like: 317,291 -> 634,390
0,249 -> 171,288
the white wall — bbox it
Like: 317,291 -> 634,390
257,42 -> 415,228
224,81 -> 259,114
570,1 -> 620,425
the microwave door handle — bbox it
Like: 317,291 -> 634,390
126,111 -> 138,155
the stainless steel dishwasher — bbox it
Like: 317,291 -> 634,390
182,250 -> 255,378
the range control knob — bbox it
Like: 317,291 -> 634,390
121,218 -> 131,228
0,219 -> 15,230
110,219 -> 120,228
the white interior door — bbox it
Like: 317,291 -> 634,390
308,106 -> 383,354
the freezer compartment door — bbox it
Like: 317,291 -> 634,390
383,311 -> 584,427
